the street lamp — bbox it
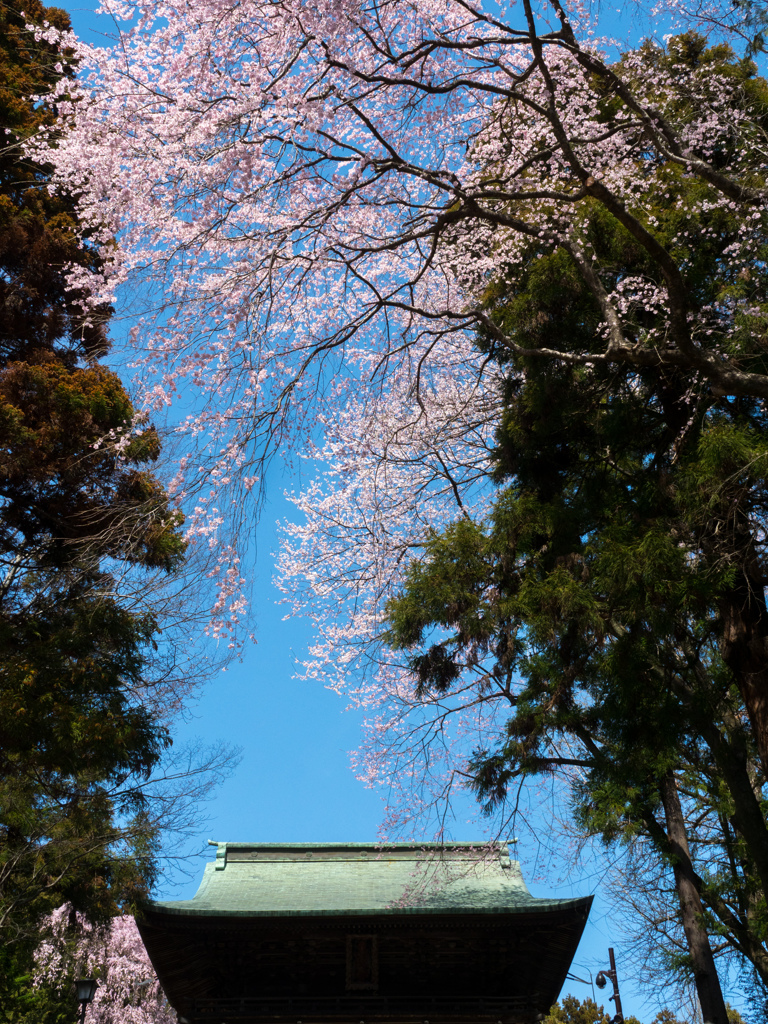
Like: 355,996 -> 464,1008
74,978 -> 98,1024
595,947 -> 624,1024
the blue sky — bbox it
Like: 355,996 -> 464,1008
59,1 -> 752,1018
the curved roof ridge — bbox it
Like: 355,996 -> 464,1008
207,840 -> 514,849
147,839 -> 592,918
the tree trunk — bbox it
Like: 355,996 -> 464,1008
719,566 -> 768,780
659,772 -> 729,1024
687,694 -> 768,899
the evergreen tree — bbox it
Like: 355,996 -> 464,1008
386,38 -> 768,1018
0,0 -> 186,946
542,996 -> 643,1024
0,0 -> 110,363
540,997 -> 744,1024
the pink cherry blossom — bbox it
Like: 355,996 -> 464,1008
31,0 -> 767,829
35,908 -> 176,1024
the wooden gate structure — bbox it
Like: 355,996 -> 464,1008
138,842 -> 592,1024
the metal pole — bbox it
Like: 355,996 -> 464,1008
608,947 -> 624,1024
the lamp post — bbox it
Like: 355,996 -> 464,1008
595,948 -> 624,1024
74,978 -> 98,1024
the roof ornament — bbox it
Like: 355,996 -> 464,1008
207,840 -> 227,870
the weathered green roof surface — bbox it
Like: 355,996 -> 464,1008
151,842 -> 586,917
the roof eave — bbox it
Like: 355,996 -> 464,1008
142,895 -> 594,920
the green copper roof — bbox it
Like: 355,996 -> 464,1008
150,842 -> 589,918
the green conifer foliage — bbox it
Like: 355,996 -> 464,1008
0,0 -> 111,362
386,38 -> 768,1008
0,0 -> 186,948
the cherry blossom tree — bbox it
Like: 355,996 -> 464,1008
37,0 -> 766,642
35,0 -> 768,834
34,907 -> 175,1024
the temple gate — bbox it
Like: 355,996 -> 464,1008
138,842 -> 592,1024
